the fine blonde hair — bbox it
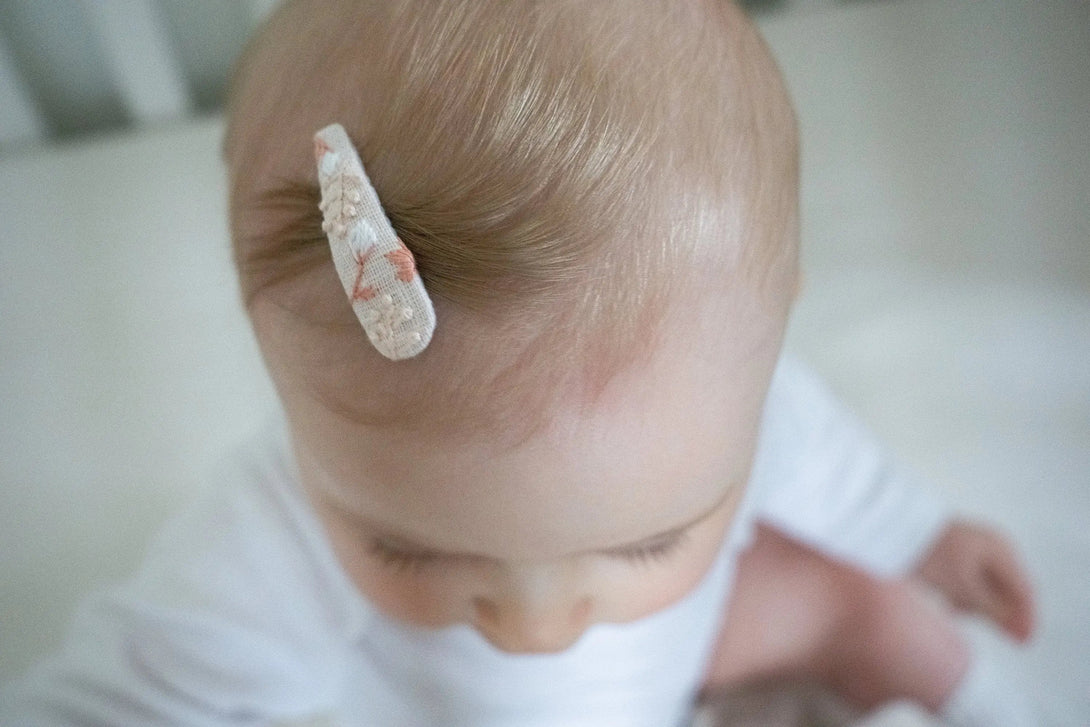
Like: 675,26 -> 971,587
223,0 -> 798,442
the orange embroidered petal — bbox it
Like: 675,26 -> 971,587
386,239 -> 418,283
353,285 -> 377,302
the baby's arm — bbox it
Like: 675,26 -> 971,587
700,525 -> 1040,727
751,355 -> 1036,640
700,524 -> 968,711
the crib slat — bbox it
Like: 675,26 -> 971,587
80,0 -> 192,125
0,32 -> 46,147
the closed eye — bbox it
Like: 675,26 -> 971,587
368,529 -> 691,574
601,531 -> 688,566
367,538 -> 444,574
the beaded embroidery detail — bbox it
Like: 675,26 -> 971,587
314,123 -> 436,360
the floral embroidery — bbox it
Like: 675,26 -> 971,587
361,294 -> 421,359
385,238 -> 418,283
318,168 -> 365,240
314,122 -> 435,360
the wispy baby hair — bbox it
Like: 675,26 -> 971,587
223,0 -> 798,441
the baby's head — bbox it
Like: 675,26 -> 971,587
224,0 -> 798,652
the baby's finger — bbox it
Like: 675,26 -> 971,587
983,554 -> 1036,642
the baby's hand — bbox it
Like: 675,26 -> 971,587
913,520 -> 1036,643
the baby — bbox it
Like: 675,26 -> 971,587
1,1 -> 1037,726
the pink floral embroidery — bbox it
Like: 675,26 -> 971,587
314,123 -> 435,360
386,238 -> 418,283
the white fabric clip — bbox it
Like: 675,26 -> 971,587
313,123 -> 436,360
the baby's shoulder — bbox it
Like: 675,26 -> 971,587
0,421 -> 355,722
129,418 -> 363,646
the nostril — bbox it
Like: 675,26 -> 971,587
472,597 -> 498,626
472,595 -> 594,653
474,596 -> 592,629
570,597 -> 592,627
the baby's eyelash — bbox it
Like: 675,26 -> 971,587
605,532 -> 688,566
367,539 -> 441,574
368,532 -> 689,574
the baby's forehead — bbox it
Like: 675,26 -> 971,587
302,302 -> 780,561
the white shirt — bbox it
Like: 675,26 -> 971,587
0,356 -> 949,727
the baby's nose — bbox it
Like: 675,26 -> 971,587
472,588 -> 593,654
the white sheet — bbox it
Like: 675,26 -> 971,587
1,0 -> 1086,723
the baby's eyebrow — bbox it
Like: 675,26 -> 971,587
363,484 -> 736,561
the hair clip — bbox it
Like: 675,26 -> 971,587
313,123 -> 436,360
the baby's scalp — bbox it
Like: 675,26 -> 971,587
223,0 -> 799,444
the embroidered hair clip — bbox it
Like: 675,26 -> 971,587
313,123 -> 436,360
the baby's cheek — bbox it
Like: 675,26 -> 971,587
310,496 -> 476,628
594,543 -> 725,623
587,488 -> 743,624
353,567 -> 473,628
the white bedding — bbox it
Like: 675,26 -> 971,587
1,1 -> 1086,723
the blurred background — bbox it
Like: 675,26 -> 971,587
0,0 -> 893,153
1,0 -> 1087,723
0,0 -> 869,151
